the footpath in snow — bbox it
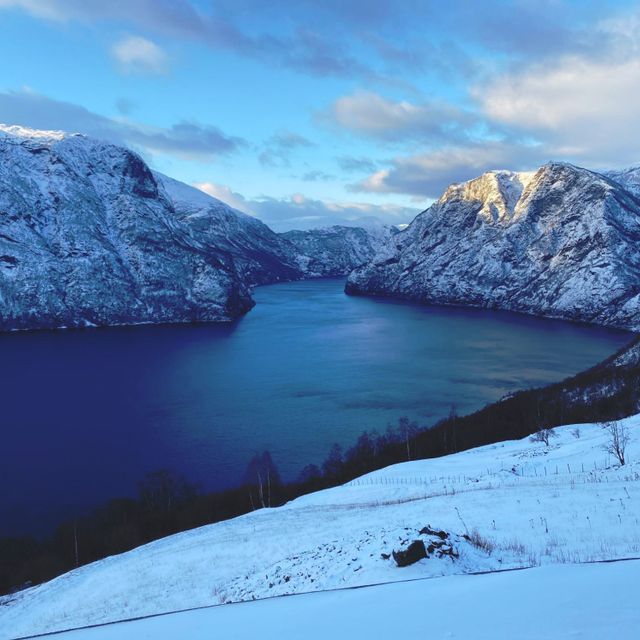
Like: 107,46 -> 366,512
1,416 -> 639,639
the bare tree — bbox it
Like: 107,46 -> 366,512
530,428 -> 557,446
449,404 -> 458,454
398,416 -> 418,461
601,420 -> 630,466
571,427 -> 581,439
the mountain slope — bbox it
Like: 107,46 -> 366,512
2,415 -> 638,638
0,125 -> 256,330
0,125 -> 392,331
346,163 -> 640,329
156,173 -> 302,286
282,224 -> 397,277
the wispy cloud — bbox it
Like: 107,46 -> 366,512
258,131 -> 314,168
350,142 -> 547,198
323,91 -> 478,143
111,35 -> 169,75
0,88 -> 244,161
300,170 -> 334,182
337,156 -> 379,174
194,180 -> 416,231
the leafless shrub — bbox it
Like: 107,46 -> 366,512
601,420 -> 630,466
530,428 -> 558,447
500,538 -> 526,555
571,427 -> 581,439
467,529 -> 495,555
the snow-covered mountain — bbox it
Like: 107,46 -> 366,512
347,163 -> 640,329
0,125 -> 391,331
282,224 -> 397,277
156,173 -> 306,286
2,415 -> 638,638
0,125 -> 259,330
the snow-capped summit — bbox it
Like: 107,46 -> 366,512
0,123 -> 69,142
347,162 -> 640,329
439,169 -> 536,223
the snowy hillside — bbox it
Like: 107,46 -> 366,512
347,163 -> 640,330
282,224 -> 396,277
0,125 -> 255,329
0,124 -> 402,331
2,415 -> 638,638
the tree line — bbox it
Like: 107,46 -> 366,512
2,337 -> 639,595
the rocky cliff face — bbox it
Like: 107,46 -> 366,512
282,224 -> 397,277
0,125 -> 396,331
0,126 -> 263,330
346,163 -> 640,330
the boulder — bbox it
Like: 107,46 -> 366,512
392,540 -> 427,567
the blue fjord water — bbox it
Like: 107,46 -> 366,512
0,278 -> 632,535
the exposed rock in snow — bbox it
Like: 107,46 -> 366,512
282,225 -> 397,277
0,124 -> 397,330
347,163 -> 640,329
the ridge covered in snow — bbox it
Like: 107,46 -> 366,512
0,124 -> 393,331
2,415 -> 638,638
347,162 -> 640,329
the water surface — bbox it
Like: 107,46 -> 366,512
0,279 -> 631,535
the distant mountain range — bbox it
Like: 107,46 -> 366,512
347,162 -> 640,330
0,125 -> 393,331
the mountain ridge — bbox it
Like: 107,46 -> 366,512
347,161 -> 640,330
0,124 -> 394,331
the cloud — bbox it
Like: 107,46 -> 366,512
350,142 -> 547,199
344,13 -> 640,199
300,170 -> 334,182
324,91 -> 478,143
0,0 -> 376,80
111,35 -> 168,75
477,54 -> 640,166
194,181 -> 416,231
1,0 -> 635,89
0,88 -> 244,161
337,156 -> 379,174
115,98 -> 135,115
258,131 -> 314,168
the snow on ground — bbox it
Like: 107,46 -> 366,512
36,560 -> 640,640
2,416 -> 639,639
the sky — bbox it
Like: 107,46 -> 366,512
0,1 -> 640,230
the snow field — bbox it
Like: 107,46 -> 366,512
2,415 -> 639,638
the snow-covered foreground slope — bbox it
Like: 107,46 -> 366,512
35,560 -> 640,640
2,417 -> 639,638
